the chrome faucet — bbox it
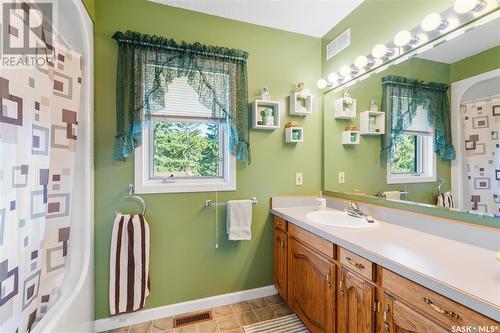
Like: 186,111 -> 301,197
344,201 -> 375,223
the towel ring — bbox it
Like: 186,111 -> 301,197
123,184 -> 146,215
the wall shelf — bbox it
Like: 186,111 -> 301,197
252,100 -> 281,130
290,92 -> 313,116
334,98 -> 356,120
342,131 -> 360,145
285,127 -> 304,143
360,111 -> 385,135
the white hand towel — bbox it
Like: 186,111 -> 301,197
383,191 -> 402,200
226,199 -> 253,240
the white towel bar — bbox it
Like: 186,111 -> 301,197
204,197 -> 257,207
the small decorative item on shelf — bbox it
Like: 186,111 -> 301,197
342,126 -> 360,145
252,99 -> 281,130
334,88 -> 356,119
360,111 -> 385,135
285,122 -> 303,143
261,107 -> 275,126
261,87 -> 271,101
290,82 -> 313,116
370,99 -> 378,111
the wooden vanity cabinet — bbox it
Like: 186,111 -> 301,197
273,227 -> 287,300
288,238 -> 335,333
381,292 -> 448,333
337,267 -> 375,333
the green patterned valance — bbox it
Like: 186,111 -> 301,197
381,75 -> 455,162
112,31 -> 250,163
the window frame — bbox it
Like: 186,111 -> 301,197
387,132 -> 436,184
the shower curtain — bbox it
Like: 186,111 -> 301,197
0,44 -> 82,332
461,97 -> 500,215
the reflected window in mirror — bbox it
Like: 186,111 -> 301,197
387,99 -> 436,184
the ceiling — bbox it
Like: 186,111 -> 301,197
149,0 -> 364,38
417,16 -> 500,64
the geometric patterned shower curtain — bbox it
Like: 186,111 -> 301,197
461,97 -> 500,215
0,42 -> 82,332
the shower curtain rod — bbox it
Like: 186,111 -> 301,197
461,93 -> 500,105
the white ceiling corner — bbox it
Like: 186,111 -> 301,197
149,0 -> 365,38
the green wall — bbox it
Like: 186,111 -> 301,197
323,58 -> 452,204
94,0 -> 322,320
450,46 -> 500,82
81,0 -> 95,21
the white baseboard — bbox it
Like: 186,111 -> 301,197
94,285 -> 277,332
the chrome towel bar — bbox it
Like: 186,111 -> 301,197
204,197 -> 257,207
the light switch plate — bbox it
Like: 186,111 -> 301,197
296,173 -> 304,186
338,172 -> 345,184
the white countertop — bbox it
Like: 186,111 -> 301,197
271,205 -> 500,321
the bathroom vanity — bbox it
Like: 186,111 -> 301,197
270,196 -> 499,333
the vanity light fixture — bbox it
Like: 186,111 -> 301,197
354,55 -> 375,69
421,13 -> 449,32
394,30 -> 420,47
454,0 -> 486,14
316,79 -> 328,89
328,72 -> 340,84
340,65 -> 353,77
371,44 -> 395,59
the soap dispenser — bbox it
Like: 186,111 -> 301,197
316,191 -> 326,210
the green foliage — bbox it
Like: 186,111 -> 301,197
391,134 -> 417,174
153,121 -> 220,177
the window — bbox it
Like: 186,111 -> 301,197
387,103 -> 436,184
135,72 -> 236,193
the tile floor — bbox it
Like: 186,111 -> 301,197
102,294 -> 293,333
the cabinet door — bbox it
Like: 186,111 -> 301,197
381,293 -> 448,333
288,239 -> 335,333
338,268 -> 375,333
273,228 -> 287,300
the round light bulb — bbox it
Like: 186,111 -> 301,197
454,0 -> 481,13
372,44 -> 388,58
354,56 -> 368,69
421,13 -> 443,31
339,65 -> 352,77
316,79 -> 327,89
327,72 -> 339,83
394,30 -> 412,47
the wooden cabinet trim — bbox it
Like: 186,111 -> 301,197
382,268 -> 498,329
273,216 -> 287,232
288,223 -> 335,260
339,247 -> 375,281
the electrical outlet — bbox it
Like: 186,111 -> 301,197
296,173 -> 304,186
338,172 -> 345,184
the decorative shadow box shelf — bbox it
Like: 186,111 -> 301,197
252,100 -> 281,130
334,98 -> 356,120
342,131 -> 360,145
290,92 -> 313,116
360,111 -> 385,135
285,127 -> 304,143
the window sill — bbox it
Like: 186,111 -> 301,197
134,182 -> 236,194
387,175 -> 437,184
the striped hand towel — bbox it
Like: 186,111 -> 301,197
436,191 -> 455,208
109,214 -> 150,315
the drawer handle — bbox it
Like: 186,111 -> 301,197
280,240 -> 285,249
346,256 -> 365,269
339,274 -> 345,295
421,297 -> 462,320
326,270 -> 332,289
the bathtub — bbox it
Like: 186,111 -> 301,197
31,1 -> 94,332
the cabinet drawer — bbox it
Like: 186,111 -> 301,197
273,216 -> 287,232
382,268 -> 498,329
288,223 -> 335,260
339,247 -> 374,281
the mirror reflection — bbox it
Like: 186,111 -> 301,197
323,16 -> 500,216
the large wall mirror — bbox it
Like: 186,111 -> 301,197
323,13 -> 499,217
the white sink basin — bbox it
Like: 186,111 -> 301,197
306,210 -> 379,229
